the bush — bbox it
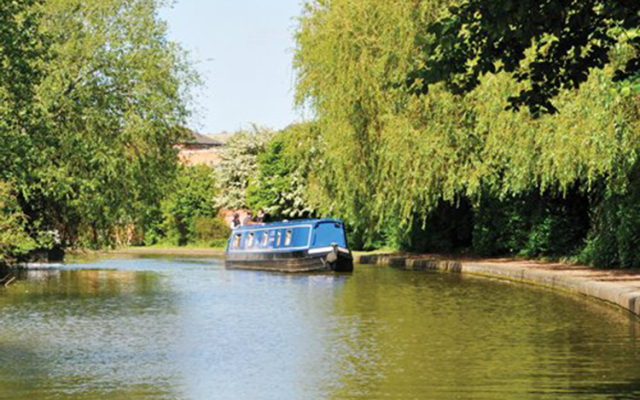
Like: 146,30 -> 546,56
0,182 -> 37,262
193,216 -> 231,245
157,165 -> 218,246
472,188 -> 590,258
141,207 -> 164,246
408,200 -> 474,253
579,166 -> 640,268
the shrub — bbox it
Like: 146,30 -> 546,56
409,200 -> 474,254
0,182 -> 37,262
193,216 -> 231,244
158,165 -> 218,246
472,189 -> 590,257
579,165 -> 640,268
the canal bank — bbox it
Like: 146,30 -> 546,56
356,253 -> 640,317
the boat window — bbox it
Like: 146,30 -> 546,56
263,231 -> 269,247
285,230 -> 292,246
233,233 -> 241,248
276,231 -> 282,246
247,232 -> 255,247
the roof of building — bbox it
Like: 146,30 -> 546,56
186,131 -> 224,146
205,133 -> 232,144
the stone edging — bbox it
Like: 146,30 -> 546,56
355,254 -> 640,317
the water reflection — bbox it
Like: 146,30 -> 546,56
0,261 -> 181,400
326,270 -> 640,400
0,259 -> 638,400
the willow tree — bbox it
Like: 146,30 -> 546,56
295,0 -> 448,246
294,0 -> 639,257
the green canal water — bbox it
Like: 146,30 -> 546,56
0,256 -> 638,400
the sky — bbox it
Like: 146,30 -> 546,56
161,0 -> 305,134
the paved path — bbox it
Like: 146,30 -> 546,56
355,253 -> 640,317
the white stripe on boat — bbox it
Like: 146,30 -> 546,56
308,246 -> 350,255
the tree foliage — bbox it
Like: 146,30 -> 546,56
0,0 -> 47,196
0,1 -> 51,258
156,165 -> 219,246
0,0 -> 198,256
294,0 -> 639,264
215,126 -> 274,210
33,0 -> 197,247
0,182 -> 37,263
407,0 -> 640,114
246,124 -> 315,219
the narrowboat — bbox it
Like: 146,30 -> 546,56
225,219 -> 354,272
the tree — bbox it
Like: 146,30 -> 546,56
0,1 -> 52,259
294,0 -> 639,263
246,126 -> 315,219
0,0 -> 198,257
0,0 -> 47,185
29,0 -> 198,247
407,0 -> 639,114
215,126 -> 274,210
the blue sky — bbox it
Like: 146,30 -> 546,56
161,0 -> 305,134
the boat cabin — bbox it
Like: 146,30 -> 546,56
227,219 -> 347,253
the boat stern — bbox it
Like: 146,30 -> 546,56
310,243 -> 353,272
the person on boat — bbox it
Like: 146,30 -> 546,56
241,211 -> 253,226
254,209 -> 266,223
230,213 -> 241,229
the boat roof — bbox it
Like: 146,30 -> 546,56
232,218 -> 343,231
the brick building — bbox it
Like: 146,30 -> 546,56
178,131 -> 226,167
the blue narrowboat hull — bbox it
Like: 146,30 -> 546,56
225,247 -> 353,273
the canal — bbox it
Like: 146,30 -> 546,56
0,256 -> 638,400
